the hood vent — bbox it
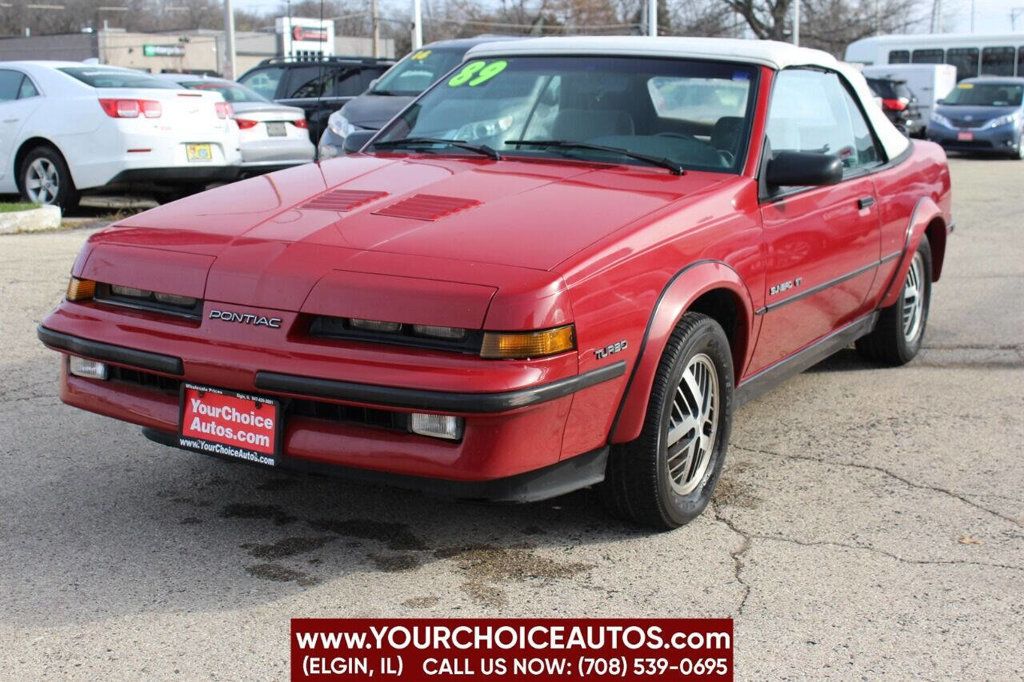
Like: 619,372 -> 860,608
302,189 -> 388,212
373,194 -> 480,221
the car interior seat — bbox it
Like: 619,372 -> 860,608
551,109 -> 636,141
710,116 -> 744,159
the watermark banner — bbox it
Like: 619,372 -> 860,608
291,618 -> 733,680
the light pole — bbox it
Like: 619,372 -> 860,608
792,0 -> 800,46
647,0 -> 657,36
412,0 -> 422,49
223,0 -> 236,79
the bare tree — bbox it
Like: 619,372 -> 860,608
721,0 -> 925,55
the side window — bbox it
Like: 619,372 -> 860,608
912,49 -> 944,64
238,66 -> 285,100
286,66 -> 329,98
766,69 -> 883,178
981,47 -> 1015,76
18,75 -> 39,99
946,48 -> 980,80
0,69 -> 22,102
331,70 -> 363,97
888,50 -> 910,64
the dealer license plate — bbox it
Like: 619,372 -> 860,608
186,143 -> 213,162
957,131 -> 974,142
179,383 -> 281,465
266,122 -> 287,137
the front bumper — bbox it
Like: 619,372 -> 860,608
927,122 -> 1021,153
38,324 -> 624,500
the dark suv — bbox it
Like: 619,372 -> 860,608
317,37 -> 519,158
867,77 -> 923,137
237,56 -> 394,143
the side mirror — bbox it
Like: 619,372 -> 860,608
935,99 -> 946,105
343,130 -> 375,154
766,151 -> 843,188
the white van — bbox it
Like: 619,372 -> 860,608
862,63 -> 957,132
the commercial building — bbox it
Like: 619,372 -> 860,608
0,27 -> 395,76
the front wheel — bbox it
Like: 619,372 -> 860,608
600,313 -> 734,530
856,239 -> 932,366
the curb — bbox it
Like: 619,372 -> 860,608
0,205 -> 62,235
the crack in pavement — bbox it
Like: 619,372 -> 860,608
710,501 -> 752,616
749,535 -> 1024,573
732,444 -> 1023,528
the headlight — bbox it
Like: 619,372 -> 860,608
327,111 -> 357,138
108,284 -> 197,309
930,111 -> 953,128
982,112 -> 1022,129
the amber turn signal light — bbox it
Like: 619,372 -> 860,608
66,277 -> 96,301
480,325 -> 576,359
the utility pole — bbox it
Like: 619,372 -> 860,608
371,0 -> 380,57
412,0 -> 422,50
792,0 -> 800,45
930,0 -> 942,33
223,0 -> 236,79
647,0 -> 657,36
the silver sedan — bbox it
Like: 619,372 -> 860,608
159,74 -> 315,173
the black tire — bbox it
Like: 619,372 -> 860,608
856,238 -> 932,366
600,312 -> 734,530
18,145 -> 79,212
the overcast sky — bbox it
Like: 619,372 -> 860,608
233,0 -> 1024,36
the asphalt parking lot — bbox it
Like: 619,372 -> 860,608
1,158 -> 1021,680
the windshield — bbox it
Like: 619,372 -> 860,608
943,81 -> 1024,106
182,81 -> 269,103
371,48 -> 466,96
59,67 -> 180,89
373,56 -> 756,173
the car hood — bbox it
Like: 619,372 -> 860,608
935,104 -> 1018,121
88,156 -> 729,313
340,94 -> 415,129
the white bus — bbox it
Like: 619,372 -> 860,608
845,33 -> 1024,81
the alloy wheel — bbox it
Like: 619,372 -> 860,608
25,158 -> 60,205
665,353 -> 720,496
902,251 -> 925,343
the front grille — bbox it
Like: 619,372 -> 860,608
107,366 -> 409,434
949,117 -> 992,129
109,366 -> 181,394
287,399 -> 410,432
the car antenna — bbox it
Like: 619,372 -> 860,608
316,0 -> 326,159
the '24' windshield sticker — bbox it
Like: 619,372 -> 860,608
448,60 -> 508,88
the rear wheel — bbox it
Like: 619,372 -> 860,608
856,239 -> 932,366
600,313 -> 733,530
19,145 -> 79,212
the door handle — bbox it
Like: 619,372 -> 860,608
857,196 -> 875,210
2,118 -> 18,124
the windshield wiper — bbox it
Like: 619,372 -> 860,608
505,139 -> 684,175
372,137 -> 501,160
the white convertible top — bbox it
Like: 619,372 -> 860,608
468,36 -> 910,160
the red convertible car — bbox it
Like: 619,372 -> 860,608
39,38 -> 952,529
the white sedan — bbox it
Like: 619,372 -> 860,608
158,74 -> 314,174
0,62 -> 241,210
